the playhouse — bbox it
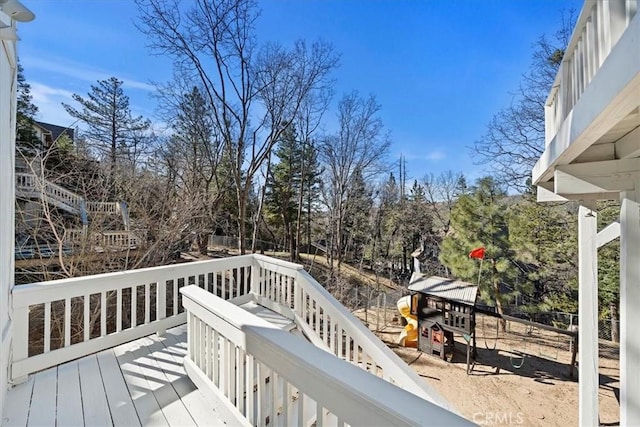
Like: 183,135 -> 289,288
399,275 -> 478,364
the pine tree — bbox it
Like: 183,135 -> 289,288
63,77 -> 150,198
508,186 -> 578,313
399,180 -> 433,272
343,168 -> 373,262
440,176 -> 518,329
265,126 -> 303,259
16,61 -> 39,152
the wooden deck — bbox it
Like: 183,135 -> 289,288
2,325 -> 223,426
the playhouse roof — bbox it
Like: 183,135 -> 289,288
408,275 -> 478,306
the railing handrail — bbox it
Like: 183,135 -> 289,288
13,255 -> 254,308
251,254 -> 452,409
181,285 -> 469,426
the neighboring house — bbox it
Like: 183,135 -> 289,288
15,122 -> 137,255
532,1 -> 639,425
34,120 -> 75,148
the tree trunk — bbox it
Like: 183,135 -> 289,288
251,156 -> 271,253
493,261 -> 506,332
610,302 -> 619,343
238,195 -> 246,255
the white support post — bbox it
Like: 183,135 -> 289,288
578,203 -> 599,427
620,183 -> 640,426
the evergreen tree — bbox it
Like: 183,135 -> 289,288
63,77 -> 150,198
343,168 -> 373,262
265,126 -> 303,258
598,201 -> 620,342
16,61 -> 39,152
264,124 -> 323,260
508,186 -> 578,313
440,176 -> 518,329
399,180 -> 433,272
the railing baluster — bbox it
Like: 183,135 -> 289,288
144,283 -> 150,324
297,391 -> 304,427
317,404 -> 325,427
213,271 -> 218,297
213,329 -> 220,386
131,285 -> 137,327
257,362 -> 264,427
116,288 -> 122,333
322,308 -> 328,346
100,291 -> 107,336
157,281 -> 166,327
283,381 -> 291,426
44,302 -> 51,352
247,354 -> 255,424
271,372 -> 278,426
237,347 -> 245,414
65,297 -> 71,346
221,271 -> 227,300
83,294 -> 90,340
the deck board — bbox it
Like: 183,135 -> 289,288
97,349 -> 141,427
113,338 -> 170,427
151,331 -> 224,426
3,375 -> 34,427
3,301 -> 294,426
56,360 -> 84,427
79,354 -> 113,426
135,336 -> 197,427
27,367 -> 57,427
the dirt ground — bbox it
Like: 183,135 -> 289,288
354,309 -> 620,426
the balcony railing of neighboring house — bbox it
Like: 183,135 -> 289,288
180,285 -> 468,427
15,172 -> 84,215
64,228 -> 144,250
15,172 -> 122,218
10,254 -> 455,423
545,0 -> 638,145
84,201 -> 121,215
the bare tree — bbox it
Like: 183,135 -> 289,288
471,10 -> 576,191
136,0 -> 338,254
320,92 -> 391,270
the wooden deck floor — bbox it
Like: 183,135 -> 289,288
2,325 -> 224,426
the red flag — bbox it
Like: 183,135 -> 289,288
469,247 -> 485,259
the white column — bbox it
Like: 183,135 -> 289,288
620,183 -> 640,426
578,203 -> 599,427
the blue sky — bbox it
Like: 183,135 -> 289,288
17,0 -> 582,184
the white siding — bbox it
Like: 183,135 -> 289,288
0,12 -> 16,418
0,10 -> 18,416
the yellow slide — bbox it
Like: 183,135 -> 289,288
397,295 -> 418,348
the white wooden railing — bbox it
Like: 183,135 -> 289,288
84,201 -> 121,214
15,172 -> 83,214
10,254 -> 455,421
10,256 -> 252,381
251,255 -> 449,406
65,228 -> 143,249
181,286 -> 469,427
545,0 -> 638,144
16,172 -> 122,219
